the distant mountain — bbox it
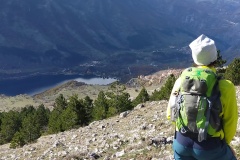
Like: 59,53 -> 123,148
0,0 -> 240,80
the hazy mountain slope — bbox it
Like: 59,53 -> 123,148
0,0 -> 240,79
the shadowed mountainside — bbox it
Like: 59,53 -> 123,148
0,0 -> 240,80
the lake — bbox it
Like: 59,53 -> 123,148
0,74 -> 117,96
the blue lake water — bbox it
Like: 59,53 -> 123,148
0,74 -> 117,96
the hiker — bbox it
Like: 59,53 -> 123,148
167,34 -> 238,160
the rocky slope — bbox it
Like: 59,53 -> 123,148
0,97 -> 239,160
0,68 -> 239,159
0,101 -> 174,160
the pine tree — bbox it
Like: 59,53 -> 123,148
215,50 -> 227,68
224,58 -> 240,85
107,91 -> 133,115
115,92 -> 133,113
132,87 -> 149,106
20,105 -> 36,120
83,96 -> 93,124
20,113 -> 41,143
93,91 -> 109,120
0,111 -> 21,144
61,106 -> 78,130
106,81 -> 132,114
35,104 -> 50,133
54,94 -> 67,110
48,94 -> 67,133
150,74 -> 176,101
67,94 -> 87,126
10,131 -> 25,148
48,109 -> 63,133
0,112 -> 2,129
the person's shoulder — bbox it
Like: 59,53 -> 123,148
219,79 -> 234,86
219,79 -> 235,91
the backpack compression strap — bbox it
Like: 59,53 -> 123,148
198,80 -> 221,142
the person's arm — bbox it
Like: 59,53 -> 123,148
219,80 -> 238,144
166,78 -> 181,120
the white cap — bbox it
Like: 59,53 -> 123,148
189,34 -> 218,65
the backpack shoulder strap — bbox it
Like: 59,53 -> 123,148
199,77 -> 222,141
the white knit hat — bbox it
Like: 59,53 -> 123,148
189,34 -> 217,65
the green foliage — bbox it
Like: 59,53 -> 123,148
106,81 -> 133,113
214,50 -> 227,76
20,113 -> 41,143
35,104 -> 50,133
93,83 -> 133,120
66,94 -> 87,126
20,105 -> 36,120
215,50 -> 227,68
108,81 -> 126,96
54,94 -> 67,110
132,87 -> 149,106
0,112 -> 2,129
108,92 -> 133,114
61,106 -> 79,130
10,131 -> 25,148
48,94 -> 68,133
0,111 -> 21,144
49,94 -> 90,132
48,109 -> 63,134
83,96 -> 93,124
224,58 -> 240,85
0,104 -> 50,146
150,74 -> 176,101
93,91 -> 109,120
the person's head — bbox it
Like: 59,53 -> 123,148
189,34 -> 218,67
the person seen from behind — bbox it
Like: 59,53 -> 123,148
167,34 -> 238,160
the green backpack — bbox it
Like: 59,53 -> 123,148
172,67 -> 222,142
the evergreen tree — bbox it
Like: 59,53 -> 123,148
83,96 -> 93,124
20,105 -> 36,120
54,94 -> 67,109
77,98 -> 88,126
215,50 -> 227,68
93,91 -> 109,120
35,104 -> 50,133
108,81 -> 126,97
214,50 -> 227,76
132,87 -> 149,106
59,94 -> 81,130
150,74 -> 176,101
10,131 -> 25,148
0,111 -> 21,144
48,94 -> 67,133
20,113 -> 41,143
0,112 -> 2,129
106,81 -> 132,114
224,58 -> 240,85
60,106 -> 78,130
48,109 -> 63,133
114,92 -> 133,113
